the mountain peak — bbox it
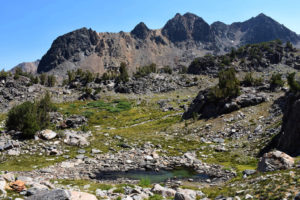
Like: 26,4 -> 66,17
257,13 -> 267,17
130,22 -> 150,40
162,12 -> 210,42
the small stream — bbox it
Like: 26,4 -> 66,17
97,168 -> 209,183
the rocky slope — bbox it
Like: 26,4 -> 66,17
10,60 -> 40,74
188,40 -> 300,76
37,13 -> 300,76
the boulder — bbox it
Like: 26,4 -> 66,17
0,180 -> 7,198
63,130 -> 90,147
258,150 -> 294,172
295,192 -> 300,200
26,189 -> 70,200
70,191 -> 97,200
2,173 -> 15,182
151,184 -> 176,197
39,129 -> 57,140
9,180 -> 26,192
174,189 -> 197,200
65,115 -> 87,128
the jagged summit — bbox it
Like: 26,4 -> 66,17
161,12 -> 211,42
130,22 -> 150,40
37,12 -> 300,76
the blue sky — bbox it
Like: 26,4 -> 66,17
1,0 -> 300,70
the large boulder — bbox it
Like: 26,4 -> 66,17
182,87 -> 266,119
8,180 -> 26,192
174,189 -> 197,200
64,115 -> 87,129
39,129 -> 57,140
258,150 -> 294,172
70,191 -> 97,200
26,189 -> 70,200
63,130 -> 91,147
151,184 -> 176,197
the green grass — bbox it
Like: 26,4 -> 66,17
0,154 -> 67,171
138,178 -> 151,187
54,179 -> 113,194
86,100 -> 131,113
148,194 -> 164,200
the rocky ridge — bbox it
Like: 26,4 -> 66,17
37,13 -> 300,76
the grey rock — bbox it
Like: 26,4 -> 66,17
26,189 -> 70,200
258,150 -> 294,172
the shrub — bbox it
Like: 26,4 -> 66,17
84,70 -> 94,84
134,63 -> 157,78
242,72 -> 263,87
47,75 -> 56,87
208,68 -> 240,101
161,65 -> 173,74
0,69 -> 8,79
39,74 -> 47,85
287,72 -> 300,92
6,92 -> 55,139
6,102 -> 40,138
285,41 -> 294,51
221,55 -> 231,66
67,70 -> 75,84
31,76 -> 39,84
76,69 -> 84,77
116,62 -> 129,83
179,66 -> 188,74
270,73 -> 284,89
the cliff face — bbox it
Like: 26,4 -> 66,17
37,13 -> 300,76
277,93 -> 300,156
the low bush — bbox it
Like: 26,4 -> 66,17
6,92 -> 56,139
242,72 -> 263,87
270,73 -> 284,89
134,63 -> 157,78
287,72 -> 300,92
161,65 -> 173,74
208,68 -> 240,101
116,62 -> 129,83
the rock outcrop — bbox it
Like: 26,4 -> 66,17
188,40 -> 300,76
276,92 -> 300,156
258,150 -> 294,172
36,13 -> 300,76
182,87 -> 267,119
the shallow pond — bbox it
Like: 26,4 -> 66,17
97,168 -> 209,183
